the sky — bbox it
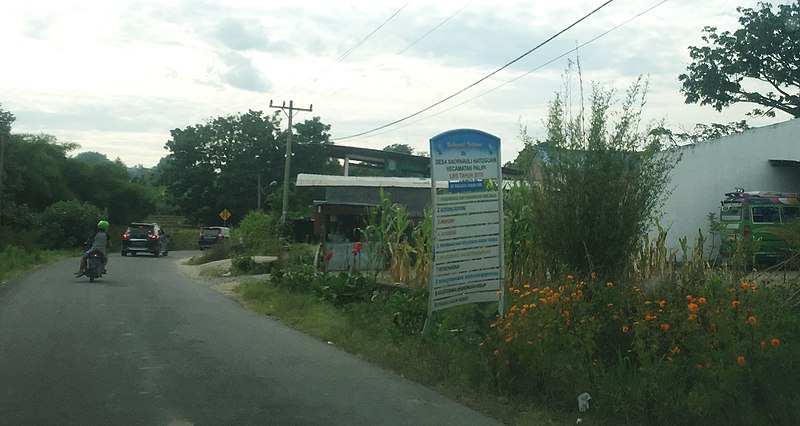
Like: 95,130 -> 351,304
1,0 -> 794,168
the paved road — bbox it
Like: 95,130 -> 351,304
0,252 -> 499,426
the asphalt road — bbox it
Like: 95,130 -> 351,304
0,252 -> 499,426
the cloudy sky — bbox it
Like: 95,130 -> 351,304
1,0 -> 792,167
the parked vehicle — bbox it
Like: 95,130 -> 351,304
85,250 -> 105,282
198,226 -> 230,250
121,222 -> 169,257
719,190 -> 800,260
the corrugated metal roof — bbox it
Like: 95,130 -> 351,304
297,173 -> 448,188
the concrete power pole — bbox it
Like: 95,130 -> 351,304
269,100 -> 312,224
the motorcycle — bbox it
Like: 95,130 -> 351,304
85,250 -> 105,282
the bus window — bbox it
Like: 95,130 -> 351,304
720,205 -> 741,222
752,206 -> 780,223
783,206 -> 800,223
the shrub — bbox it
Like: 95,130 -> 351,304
37,200 -> 105,249
232,210 -> 281,254
481,272 -> 799,423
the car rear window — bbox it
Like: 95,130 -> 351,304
202,228 -> 222,237
129,225 -> 154,237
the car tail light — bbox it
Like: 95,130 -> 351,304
149,234 -> 158,239
217,233 -> 223,239
122,233 -> 129,239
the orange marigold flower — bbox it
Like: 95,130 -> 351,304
658,300 -> 666,309
731,300 -> 741,309
671,346 -> 681,354
645,300 -> 652,305
697,297 -> 707,304
688,314 -> 698,321
510,305 -> 519,312
686,295 -> 694,302
621,325 -> 629,333
688,303 -> 699,313
567,274 -> 574,280
493,349 -> 500,357
760,340 -> 767,349
771,338 -> 781,347
645,314 -> 655,321
737,356 -> 746,365
523,284 -> 530,289
514,289 -> 521,294
479,342 -> 484,348
607,303 -> 614,308
747,316 -> 757,325
505,336 -> 514,343
579,319 -> 586,324
591,271 -> 597,279
539,298 -> 548,304
607,281 -> 614,287
660,323 -> 670,331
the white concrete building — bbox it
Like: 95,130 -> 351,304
659,118 -> 800,255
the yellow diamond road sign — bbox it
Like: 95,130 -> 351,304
219,209 -> 231,221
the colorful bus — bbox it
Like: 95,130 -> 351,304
719,190 -> 800,260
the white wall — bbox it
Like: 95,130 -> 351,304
659,118 -> 800,254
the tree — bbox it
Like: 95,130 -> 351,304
73,151 -> 111,164
527,75 -> 681,277
382,143 -> 414,155
679,2 -> 800,118
161,111 -> 339,224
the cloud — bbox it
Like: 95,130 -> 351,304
213,17 -> 271,52
219,52 -> 271,92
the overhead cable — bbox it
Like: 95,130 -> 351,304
365,0 -> 670,138
332,0 -> 615,141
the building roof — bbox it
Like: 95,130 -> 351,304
297,173 -> 448,188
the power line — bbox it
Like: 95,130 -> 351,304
364,0 -> 670,138
283,4 -> 409,97
322,3 -> 470,100
332,0 -> 615,142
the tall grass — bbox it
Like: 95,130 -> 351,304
0,245 -> 77,286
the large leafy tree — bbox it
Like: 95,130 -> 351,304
679,2 -> 800,118
161,111 -> 339,224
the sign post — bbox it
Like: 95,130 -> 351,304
427,129 -> 504,326
219,208 -> 232,226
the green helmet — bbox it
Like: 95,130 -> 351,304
97,220 -> 110,231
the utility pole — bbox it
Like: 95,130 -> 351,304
269,100 -> 312,224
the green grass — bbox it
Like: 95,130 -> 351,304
0,245 -> 78,288
235,279 -> 565,425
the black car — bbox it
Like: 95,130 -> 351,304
121,222 -> 169,257
198,226 -> 230,250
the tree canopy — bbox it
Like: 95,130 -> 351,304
160,111 -> 340,225
679,2 -> 800,118
382,143 -> 414,155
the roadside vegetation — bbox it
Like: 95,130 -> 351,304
206,73 -> 799,425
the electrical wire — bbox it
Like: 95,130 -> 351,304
283,4 -> 409,97
321,3 -> 470,100
332,0 -> 615,141
363,0 -> 670,139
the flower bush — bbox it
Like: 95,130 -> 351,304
481,272 -> 799,423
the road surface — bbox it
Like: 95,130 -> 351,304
0,252 -> 499,425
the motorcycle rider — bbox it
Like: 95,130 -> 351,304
75,220 -> 110,277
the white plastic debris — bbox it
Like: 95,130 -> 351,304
578,392 -> 591,412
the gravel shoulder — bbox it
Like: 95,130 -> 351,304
175,256 -> 275,299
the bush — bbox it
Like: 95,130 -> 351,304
232,210 -> 281,254
481,273 -> 800,424
37,200 -> 105,249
